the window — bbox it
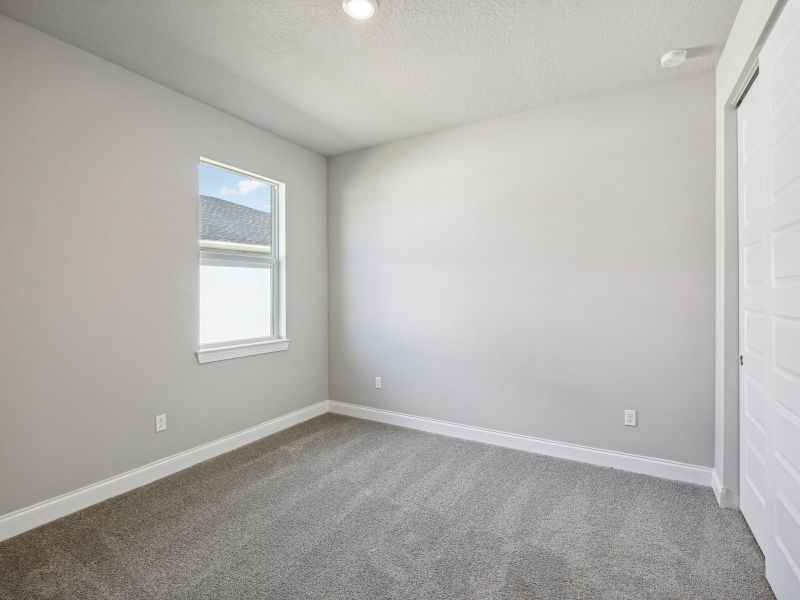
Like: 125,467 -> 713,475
196,159 -> 288,363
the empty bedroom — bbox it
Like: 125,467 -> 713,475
0,1 -> 798,598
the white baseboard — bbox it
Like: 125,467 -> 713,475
711,469 -> 738,509
0,400 -> 329,543
0,398 -> 716,543
711,470 -> 723,504
329,401 -> 712,487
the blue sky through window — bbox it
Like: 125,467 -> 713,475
199,162 -> 271,213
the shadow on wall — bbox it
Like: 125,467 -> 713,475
686,45 -> 721,60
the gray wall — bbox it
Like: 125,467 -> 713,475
329,74 -> 716,467
0,15 -> 328,515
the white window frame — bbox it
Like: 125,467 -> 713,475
196,158 -> 289,364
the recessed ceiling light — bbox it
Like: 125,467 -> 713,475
342,0 -> 378,20
660,49 -> 687,68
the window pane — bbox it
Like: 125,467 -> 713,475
199,162 -> 272,253
199,262 -> 273,344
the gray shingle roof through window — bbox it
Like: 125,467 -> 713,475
200,195 -> 270,247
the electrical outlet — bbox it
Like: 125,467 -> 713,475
375,376 -> 382,389
155,413 -> 167,433
624,409 -> 637,427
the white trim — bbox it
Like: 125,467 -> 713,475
199,240 -> 271,254
712,469 -> 724,505
0,400 -> 328,543
712,469 -> 738,509
0,398 -> 718,544
714,0 -> 787,524
197,157 -> 286,361
199,156 -> 282,186
196,338 -> 290,363
274,179 -> 286,342
329,401 -> 712,487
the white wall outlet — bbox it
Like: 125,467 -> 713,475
624,409 -> 637,427
155,413 -> 167,433
375,376 -> 382,389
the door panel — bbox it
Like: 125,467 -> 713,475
739,72 -> 771,551
758,0 -> 800,596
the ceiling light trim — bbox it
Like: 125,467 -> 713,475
342,0 -> 378,20
660,49 -> 688,68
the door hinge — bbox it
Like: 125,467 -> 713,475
740,355 -> 744,366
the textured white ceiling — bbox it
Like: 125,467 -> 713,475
0,0 -> 741,155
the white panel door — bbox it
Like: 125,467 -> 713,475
738,73 -> 771,552
749,1 -> 800,597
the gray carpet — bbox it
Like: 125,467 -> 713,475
0,413 -> 775,599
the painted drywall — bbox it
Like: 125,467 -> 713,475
329,74 -> 716,467
713,0 -> 784,508
0,15 -> 328,515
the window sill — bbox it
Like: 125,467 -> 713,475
196,338 -> 291,364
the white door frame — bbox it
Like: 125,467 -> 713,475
714,0 -> 787,510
